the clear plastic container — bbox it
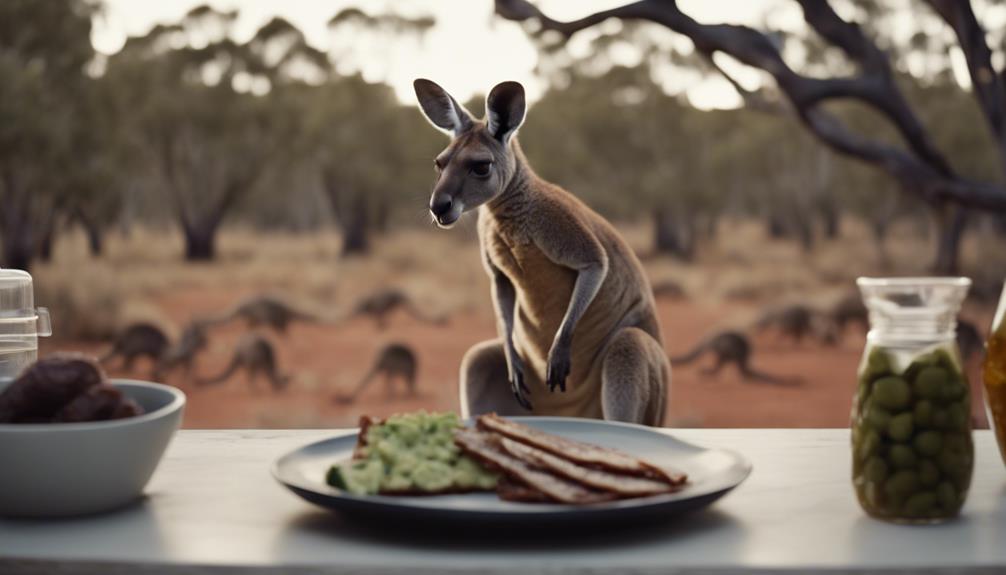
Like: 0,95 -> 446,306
982,280 -> 1006,467
851,277 -> 972,523
0,269 -> 51,379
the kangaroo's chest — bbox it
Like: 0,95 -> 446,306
482,221 -> 575,335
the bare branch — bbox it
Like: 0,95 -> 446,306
924,0 -> 1006,171
494,0 -> 1006,212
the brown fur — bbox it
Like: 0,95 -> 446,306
415,79 -> 669,425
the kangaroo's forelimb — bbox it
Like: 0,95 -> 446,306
535,234 -> 609,394
486,254 -> 531,410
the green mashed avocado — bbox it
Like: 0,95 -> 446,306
326,411 -> 498,495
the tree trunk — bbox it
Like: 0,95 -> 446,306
871,218 -> 891,270
932,206 -> 967,275
184,224 -> 217,261
340,194 -> 370,257
766,212 -> 788,239
820,202 -> 841,239
75,209 -> 103,257
652,207 -> 695,261
38,225 -> 54,262
86,226 -> 103,257
652,207 -> 680,255
3,228 -> 34,271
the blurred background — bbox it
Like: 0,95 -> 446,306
4,0 -> 1005,428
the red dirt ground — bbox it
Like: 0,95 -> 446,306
41,287 -> 993,430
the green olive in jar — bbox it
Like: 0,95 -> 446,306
852,347 -> 973,522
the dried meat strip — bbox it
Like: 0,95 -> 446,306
478,413 -> 687,486
454,428 -> 614,504
497,436 -> 681,497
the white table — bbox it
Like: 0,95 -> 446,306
1,429 -> 1005,574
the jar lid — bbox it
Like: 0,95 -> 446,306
0,269 -> 51,336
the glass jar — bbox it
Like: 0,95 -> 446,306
851,277 -> 973,523
0,270 -> 52,379
982,280 -> 1006,467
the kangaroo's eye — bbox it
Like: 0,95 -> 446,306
471,161 -> 492,177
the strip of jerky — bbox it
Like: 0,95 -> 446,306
497,436 -> 681,497
495,477 -> 552,503
478,413 -> 687,486
454,428 -> 614,504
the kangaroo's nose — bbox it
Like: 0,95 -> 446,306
430,193 -> 453,217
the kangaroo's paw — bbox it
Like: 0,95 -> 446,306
546,350 -> 570,393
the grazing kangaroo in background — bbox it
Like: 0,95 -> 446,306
100,323 -> 170,375
197,333 -> 289,391
203,295 -> 318,334
414,79 -> 669,425
830,292 -> 869,335
754,304 -> 816,344
333,343 -> 417,404
343,288 -> 447,330
153,321 -> 209,381
671,330 -> 799,385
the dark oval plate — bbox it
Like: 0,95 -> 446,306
272,417 -> 752,526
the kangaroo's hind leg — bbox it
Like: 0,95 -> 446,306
459,339 -> 525,418
600,327 -> 670,426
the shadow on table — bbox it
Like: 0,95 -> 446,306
276,506 -> 744,553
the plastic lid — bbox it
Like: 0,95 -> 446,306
0,269 -> 51,337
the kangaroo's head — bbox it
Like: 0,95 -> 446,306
413,79 -> 526,228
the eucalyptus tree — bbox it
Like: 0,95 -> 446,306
0,0 -> 96,270
106,7 -> 327,261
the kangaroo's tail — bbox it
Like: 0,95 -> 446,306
669,340 -> 709,365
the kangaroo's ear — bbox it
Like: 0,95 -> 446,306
486,81 -> 526,144
413,78 -> 473,136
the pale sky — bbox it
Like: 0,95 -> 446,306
90,0 -> 991,109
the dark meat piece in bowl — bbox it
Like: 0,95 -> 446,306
53,384 -> 143,423
0,354 -> 106,423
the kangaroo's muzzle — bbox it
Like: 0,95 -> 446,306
430,192 -> 463,228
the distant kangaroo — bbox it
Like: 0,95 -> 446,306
343,288 -> 447,330
203,295 -> 317,334
100,323 -> 171,375
754,304 -> 815,344
197,333 -> 289,391
670,330 -> 798,385
333,343 -> 418,404
415,79 -> 668,425
830,292 -> 869,335
153,321 -> 209,381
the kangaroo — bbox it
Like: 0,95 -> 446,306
343,288 -> 448,330
414,79 -> 669,426
197,333 -> 289,391
830,292 -> 869,335
670,330 -> 799,385
334,343 -> 418,404
754,304 -> 815,344
152,321 -> 209,381
202,295 -> 317,334
100,323 -> 170,375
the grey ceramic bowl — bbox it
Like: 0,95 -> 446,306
0,379 -> 185,518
